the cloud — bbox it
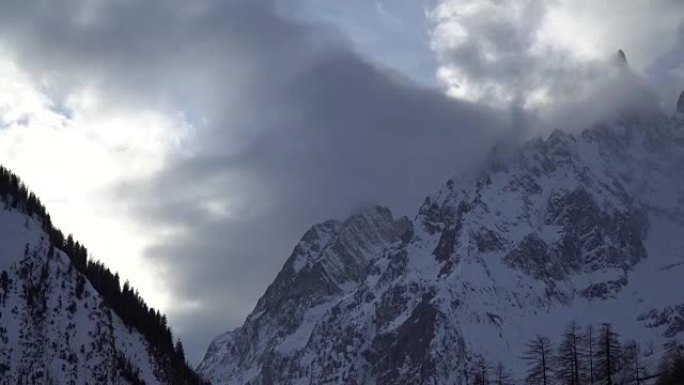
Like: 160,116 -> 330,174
0,55 -> 189,310
113,13 -> 516,363
0,0 -> 516,363
428,0 -> 684,122
279,0 -> 439,87
0,0 -> 683,365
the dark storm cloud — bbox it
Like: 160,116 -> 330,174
0,0 -> 517,362
120,40 -> 516,364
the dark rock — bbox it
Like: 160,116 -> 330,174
368,292 -> 438,385
472,228 -> 505,253
579,277 -> 628,300
615,49 -> 628,66
504,234 -> 564,281
639,304 -> 684,338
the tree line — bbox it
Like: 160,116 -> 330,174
518,322 -> 682,385
0,166 -> 208,385
465,321 -> 684,385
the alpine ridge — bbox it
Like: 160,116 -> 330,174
199,112 -> 684,385
0,167 -> 208,385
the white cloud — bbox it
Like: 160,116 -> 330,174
428,0 -> 684,114
0,55 -> 190,312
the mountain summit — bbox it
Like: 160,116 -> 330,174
199,113 -> 684,385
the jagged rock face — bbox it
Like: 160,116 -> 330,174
199,116 -> 684,385
198,206 -> 409,384
0,208 -> 177,384
677,91 -> 684,113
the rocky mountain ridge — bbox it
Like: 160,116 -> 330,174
199,112 -> 684,385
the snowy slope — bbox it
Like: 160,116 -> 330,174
0,178 -> 206,384
199,113 -> 684,385
198,206 -> 409,383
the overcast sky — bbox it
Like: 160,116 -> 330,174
0,0 -> 683,364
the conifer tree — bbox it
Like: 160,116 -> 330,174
495,361 -> 514,385
584,325 -> 595,384
556,321 -> 583,385
623,340 -> 646,385
656,342 -> 684,385
523,335 -> 554,385
175,340 -> 186,363
470,356 -> 491,385
596,323 -> 621,385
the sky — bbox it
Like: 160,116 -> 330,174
0,0 -> 683,364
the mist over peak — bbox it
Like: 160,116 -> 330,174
0,0 -> 683,365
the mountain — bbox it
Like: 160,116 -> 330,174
0,167 -> 208,385
198,112 -> 684,385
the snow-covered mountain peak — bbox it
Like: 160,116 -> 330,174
200,116 -> 684,385
282,205 -> 408,286
198,205 -> 408,383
